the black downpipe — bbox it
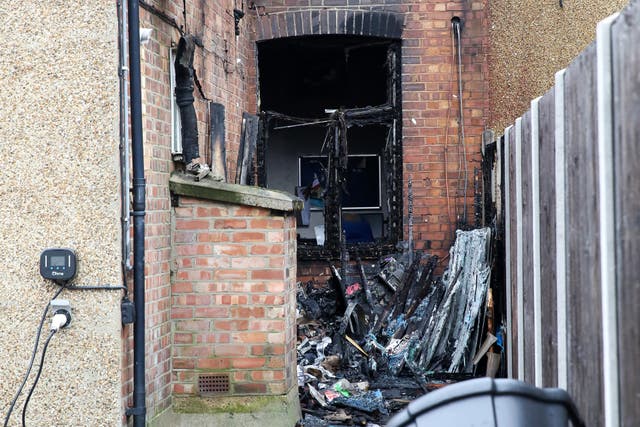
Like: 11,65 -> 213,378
127,1 -> 146,426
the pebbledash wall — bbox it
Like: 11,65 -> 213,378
0,1 -> 122,426
487,0 -> 629,131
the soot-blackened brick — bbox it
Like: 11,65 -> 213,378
311,10 -> 321,34
362,11 -> 371,36
328,9 -> 337,34
388,13 -> 404,39
320,10 -> 328,34
270,15 -> 280,39
353,12 -> 364,34
294,11 -> 304,37
285,13 -> 295,38
301,9 -> 311,35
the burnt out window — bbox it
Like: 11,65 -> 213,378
257,35 -> 402,259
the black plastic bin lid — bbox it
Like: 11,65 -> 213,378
387,378 -> 585,427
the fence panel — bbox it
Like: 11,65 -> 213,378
612,3 -> 640,425
537,88 -> 558,388
563,42 -> 604,427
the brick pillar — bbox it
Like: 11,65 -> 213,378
169,175 -> 299,399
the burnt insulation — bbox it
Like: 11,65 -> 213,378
174,35 -> 199,163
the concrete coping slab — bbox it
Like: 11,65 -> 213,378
169,172 -> 303,212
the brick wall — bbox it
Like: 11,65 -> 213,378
124,0 -> 257,420
172,196 -> 298,396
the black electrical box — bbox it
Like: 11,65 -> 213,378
40,248 -> 77,282
121,297 -> 135,324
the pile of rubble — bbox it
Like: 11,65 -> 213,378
296,228 -> 498,426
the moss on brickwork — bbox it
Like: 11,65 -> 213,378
150,387 -> 301,427
173,394 -> 293,414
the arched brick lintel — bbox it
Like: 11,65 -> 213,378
256,9 -> 405,41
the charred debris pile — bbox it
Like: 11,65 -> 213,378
296,228 -> 500,426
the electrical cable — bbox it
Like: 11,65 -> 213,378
454,21 -> 469,225
64,284 -> 128,297
21,330 -> 57,427
2,286 -> 64,427
182,0 -> 188,33
444,20 -> 456,237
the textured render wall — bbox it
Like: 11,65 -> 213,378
132,0 -> 257,419
488,0 -> 628,132
0,1 -> 122,426
252,0 -> 489,260
171,198 -> 298,396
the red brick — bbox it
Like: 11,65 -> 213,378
214,319 -> 249,331
171,308 -> 194,319
213,244 -> 248,256
196,207 -> 228,217
234,382 -> 267,394
173,358 -> 195,369
232,256 -> 267,269
251,270 -> 284,280
214,269 -> 248,280
266,282 -> 286,293
197,358 -> 231,369
249,319 -> 285,332
197,232 -> 230,242
232,206 -> 269,216
250,244 -> 284,255
173,333 -> 193,344
214,219 -> 247,229
251,344 -> 285,356
232,357 -> 267,369
249,219 -> 283,229
214,344 -> 248,357
232,307 -> 265,318
194,307 -> 229,318
233,332 -> 268,344
232,231 -> 265,242
175,219 -> 210,230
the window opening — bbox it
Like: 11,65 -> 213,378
257,35 -> 402,259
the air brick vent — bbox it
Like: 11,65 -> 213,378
198,374 -> 230,395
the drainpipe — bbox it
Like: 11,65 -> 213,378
118,0 -> 132,278
127,0 -> 146,426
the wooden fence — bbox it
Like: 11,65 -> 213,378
494,2 -> 640,426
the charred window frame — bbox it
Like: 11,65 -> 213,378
256,37 -> 403,260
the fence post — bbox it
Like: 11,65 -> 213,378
554,68 -> 568,391
531,97 -> 543,387
596,12 -> 620,427
515,117 -> 524,381
504,125 -> 513,379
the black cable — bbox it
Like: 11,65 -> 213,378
21,330 -> 57,427
64,284 -> 128,297
182,0 -> 187,33
3,286 -> 64,427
